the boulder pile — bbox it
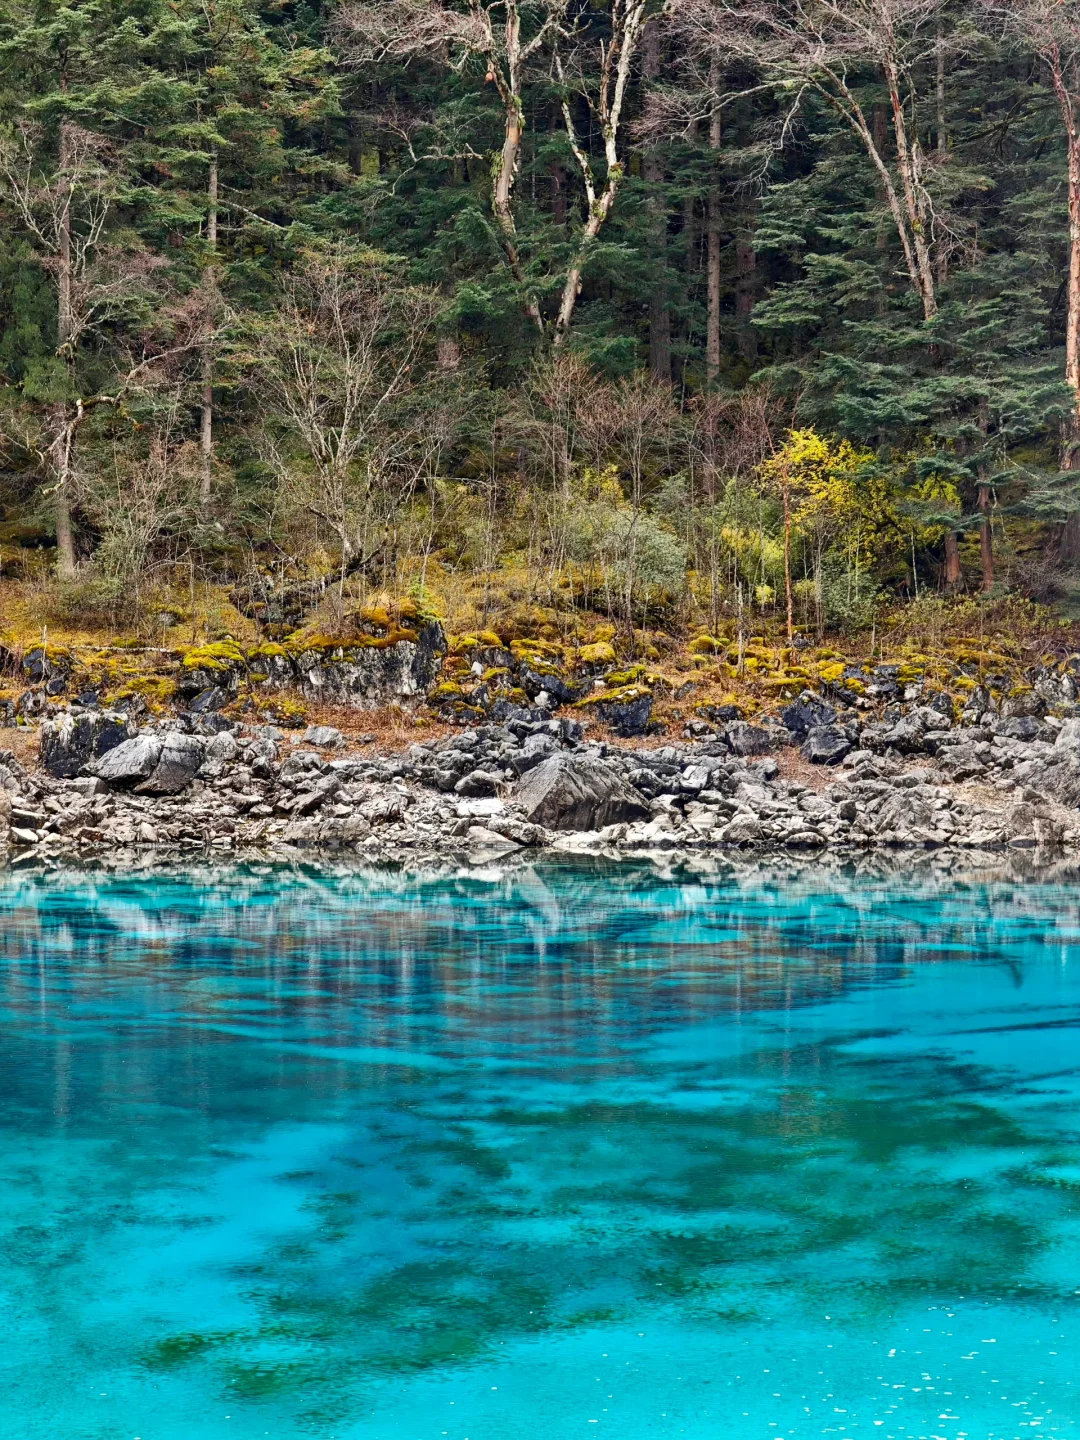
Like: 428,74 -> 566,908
2,687 -> 1079,860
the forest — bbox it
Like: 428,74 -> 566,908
3,0 -> 1080,652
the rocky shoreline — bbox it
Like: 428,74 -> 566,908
4,690 -> 1080,863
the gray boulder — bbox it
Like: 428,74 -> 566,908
39,712 -> 131,778
781,691 -> 837,738
596,693 -> 653,737
204,730 -> 239,764
454,769 -> 502,797
0,749 -> 27,794
801,725 -> 851,766
718,813 -> 762,844
90,734 -> 163,785
1037,754 -> 1080,808
464,824 -> 522,853
880,711 -> 928,753
303,725 -> 345,749
509,731 -> 558,776
514,753 -> 648,831
724,721 -> 774,757
137,732 -> 206,795
997,716 -> 1040,742
937,744 -> 989,782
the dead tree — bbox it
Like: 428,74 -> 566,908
668,0 -> 955,324
552,0 -> 651,342
982,0 -> 1080,487
337,0 -> 566,333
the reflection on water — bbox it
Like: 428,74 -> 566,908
0,854 -> 1078,1439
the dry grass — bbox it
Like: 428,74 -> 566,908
0,578 -> 260,652
279,702 -> 455,757
0,727 -> 39,768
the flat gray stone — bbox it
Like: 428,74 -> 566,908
303,725 -> 345,749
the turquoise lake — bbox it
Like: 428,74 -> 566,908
0,856 -> 1078,1440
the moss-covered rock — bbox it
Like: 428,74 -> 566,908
577,641 -> 617,667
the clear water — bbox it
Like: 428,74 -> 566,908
0,857 -> 1079,1440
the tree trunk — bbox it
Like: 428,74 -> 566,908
943,530 -> 962,591
883,57 -> 937,321
551,106 -> 567,226
492,91 -> 543,333
200,151 -> 218,506
735,213 -> 757,360
1061,510 -> 1080,565
782,472 -> 794,643
978,484 -> 994,593
935,24 -> 948,288
836,74 -> 936,322
648,275 -> 672,382
53,414 -> 75,581
553,182 -> 622,342
705,57 -> 722,385
1062,130 -> 1080,468
347,114 -> 364,177
553,0 -> 647,344
1046,59 -> 1080,471
55,122 -> 76,580
643,24 -> 671,382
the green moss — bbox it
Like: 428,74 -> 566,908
605,665 -> 647,687
689,635 -> 724,655
110,675 -> 178,709
289,626 -> 419,656
577,641 -> 617,666
143,1329 -> 237,1369
897,664 -> 927,685
578,683 -> 650,708
181,640 -> 246,673
760,675 -> 804,691
511,637 -> 564,661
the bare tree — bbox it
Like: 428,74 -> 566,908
340,0 -> 654,343
337,0 -> 566,333
85,398 -> 202,616
200,150 -> 219,505
668,0 -> 954,323
705,53 -> 723,384
256,245 -> 443,581
553,0 -> 651,340
982,0 -> 1080,479
0,121 -> 198,579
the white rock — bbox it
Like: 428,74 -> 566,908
455,797 -> 506,818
